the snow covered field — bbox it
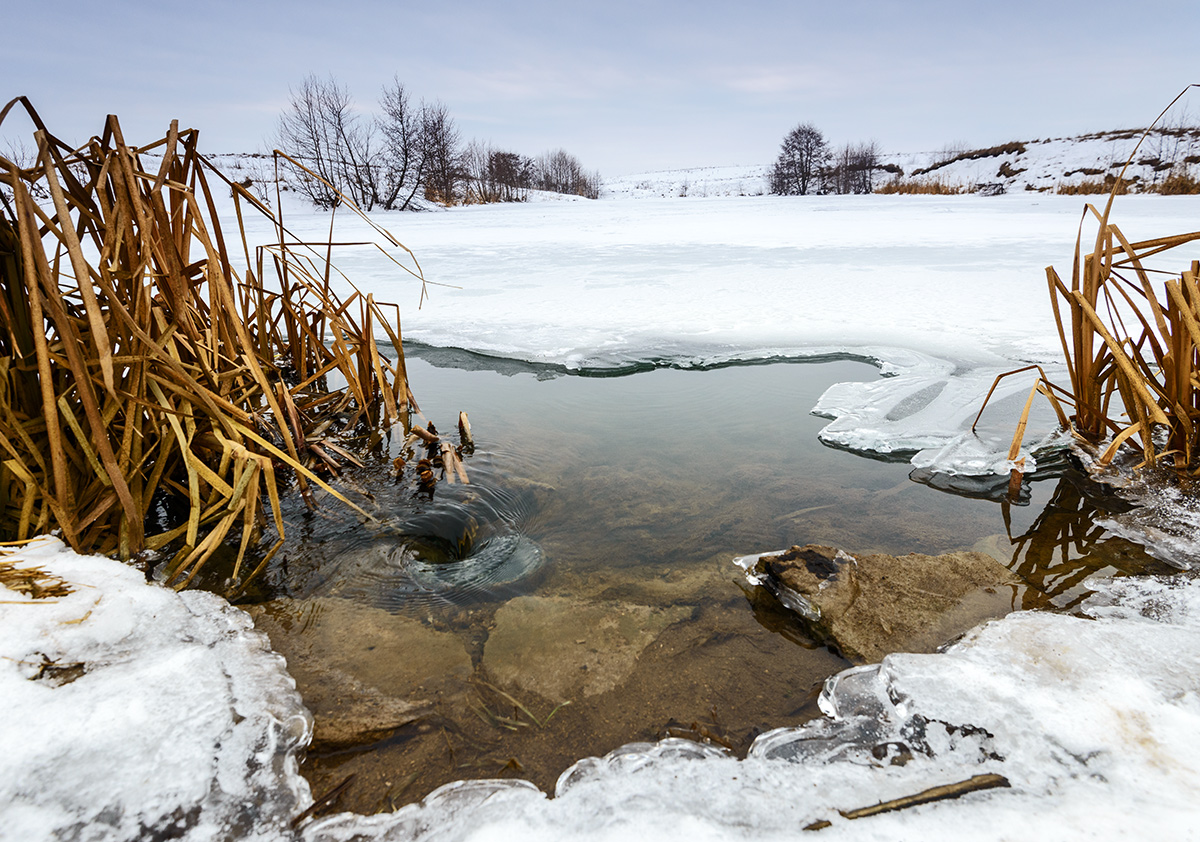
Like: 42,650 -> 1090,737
270,192 -> 1200,475
4,187 -> 1200,840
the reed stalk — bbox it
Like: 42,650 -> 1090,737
982,86 -> 1200,482
0,98 -> 424,593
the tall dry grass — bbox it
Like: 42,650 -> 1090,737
875,178 -> 970,195
981,86 -> 1200,483
0,98 -> 425,593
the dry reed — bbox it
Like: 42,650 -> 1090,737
0,98 -> 425,594
0,553 -> 73,600
875,178 -> 969,195
980,86 -> 1200,482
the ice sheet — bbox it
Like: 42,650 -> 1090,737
0,537 -> 312,842
226,192 -> 1200,478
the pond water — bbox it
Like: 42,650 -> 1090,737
236,353 -> 1167,815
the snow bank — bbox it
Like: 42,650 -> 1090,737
302,570 -> 1200,842
0,537 -> 312,842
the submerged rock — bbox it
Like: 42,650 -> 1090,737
483,596 -> 692,700
735,544 -> 1021,663
247,597 -> 472,749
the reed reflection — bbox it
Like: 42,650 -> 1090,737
992,473 -> 1173,611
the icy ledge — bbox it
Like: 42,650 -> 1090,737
812,348 -> 1069,476
305,571 -> 1200,842
0,537 -> 312,842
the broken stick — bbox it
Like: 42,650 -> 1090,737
838,773 -> 1010,820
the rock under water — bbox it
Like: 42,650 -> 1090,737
735,544 -> 1022,663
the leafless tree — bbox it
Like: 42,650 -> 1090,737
275,74 -> 378,209
534,149 -> 600,198
824,141 -> 881,194
376,76 -> 426,211
461,143 -> 533,203
420,101 -> 461,205
769,123 -> 829,195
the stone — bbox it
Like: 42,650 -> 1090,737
482,596 -> 692,701
738,544 -> 1023,664
247,596 -> 472,748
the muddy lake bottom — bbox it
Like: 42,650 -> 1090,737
231,355 -> 1167,815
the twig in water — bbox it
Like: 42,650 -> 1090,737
290,773 -> 356,828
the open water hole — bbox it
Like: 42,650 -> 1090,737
239,355 -> 1165,814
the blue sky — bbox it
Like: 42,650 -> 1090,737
4,0 -> 1198,175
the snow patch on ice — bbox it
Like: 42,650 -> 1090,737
0,537 -> 312,842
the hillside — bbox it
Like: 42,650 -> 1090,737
604,125 -> 1200,199
193,125 -> 1200,206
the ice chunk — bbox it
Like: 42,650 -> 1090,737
814,354 -> 1065,467
301,779 -> 544,842
0,537 -> 312,842
555,738 -> 732,796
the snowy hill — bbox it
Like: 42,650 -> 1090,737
605,126 -> 1200,199
198,125 -> 1200,207
886,126 -> 1200,194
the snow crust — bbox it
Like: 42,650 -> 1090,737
0,537 -> 312,842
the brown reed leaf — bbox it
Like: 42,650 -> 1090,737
0,99 -> 424,594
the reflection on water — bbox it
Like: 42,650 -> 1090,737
993,473 -> 1175,611
233,357 -> 1167,815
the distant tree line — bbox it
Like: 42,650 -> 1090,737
768,123 -> 886,195
275,74 -> 601,210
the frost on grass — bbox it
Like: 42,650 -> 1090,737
0,537 -> 312,842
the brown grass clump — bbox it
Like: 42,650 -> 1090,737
1154,166 -> 1200,195
0,551 -> 73,599
0,97 -> 426,593
1055,176 -> 1131,195
875,178 -> 969,195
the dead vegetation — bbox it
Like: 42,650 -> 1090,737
0,551 -> 73,600
1055,175 -> 1132,195
980,86 -> 1200,487
0,97 -> 427,594
875,178 -> 971,195
911,141 -> 1027,177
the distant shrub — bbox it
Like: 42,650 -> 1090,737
997,161 -> 1027,178
875,178 -> 969,195
1154,166 -> 1200,194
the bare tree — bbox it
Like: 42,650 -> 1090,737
420,100 -> 461,205
769,123 -> 829,195
823,141 -> 881,194
461,143 -> 533,203
376,76 -> 426,211
459,140 -> 495,203
275,75 -> 378,209
534,149 -> 600,198
489,150 -> 534,201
